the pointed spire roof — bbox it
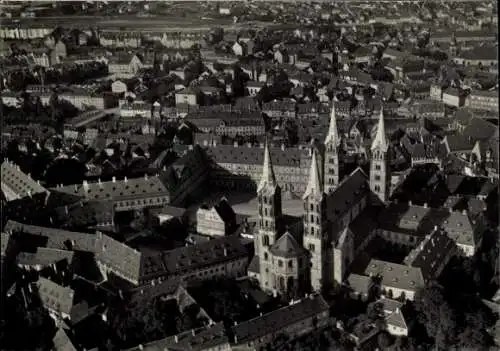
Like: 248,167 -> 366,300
302,149 -> 323,200
325,102 -> 341,147
257,139 -> 277,193
371,107 -> 389,152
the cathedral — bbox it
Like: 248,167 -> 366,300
248,104 -> 391,296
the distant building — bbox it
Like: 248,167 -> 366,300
442,88 -> 466,107
465,90 -> 499,113
175,88 -> 199,107
1,160 -> 49,202
231,294 -> 330,350
196,197 -> 237,237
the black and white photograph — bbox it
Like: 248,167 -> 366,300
0,1 -> 499,350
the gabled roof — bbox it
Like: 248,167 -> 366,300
16,247 -> 74,268
53,328 -> 77,351
52,175 -> 170,203
364,259 -> 425,292
125,323 -> 229,351
269,232 -> 305,258
1,160 -> 49,201
462,118 -> 498,141
403,229 -> 456,281
232,294 -> 329,344
325,167 -> 369,221
95,232 -> 142,284
377,297 -> 403,315
386,308 -> 407,329
37,277 -> 75,316
347,273 -> 372,296
3,220 -> 98,252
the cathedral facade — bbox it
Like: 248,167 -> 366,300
248,104 -> 391,296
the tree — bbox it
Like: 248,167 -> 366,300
377,332 -> 392,349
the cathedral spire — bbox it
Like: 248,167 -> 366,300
257,139 -> 277,192
303,149 -> 323,200
371,107 -> 389,152
325,101 -> 340,147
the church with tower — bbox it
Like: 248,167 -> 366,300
248,103 -> 391,297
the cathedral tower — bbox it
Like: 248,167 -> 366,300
302,149 -> 327,291
255,140 -> 282,290
370,108 -> 391,203
324,102 -> 341,193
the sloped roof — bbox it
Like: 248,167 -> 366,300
125,323 -> 229,351
205,145 -> 309,168
232,294 -> 329,344
326,168 -> 369,223
269,232 -> 305,258
3,220 -> 98,252
53,328 -> 77,351
52,175 -> 170,203
1,160 -> 49,201
16,247 -> 74,268
347,273 -> 372,296
386,309 -> 407,329
403,229 -> 456,281
462,118 -> 498,141
37,277 -> 75,316
95,233 -> 142,284
364,259 -> 425,292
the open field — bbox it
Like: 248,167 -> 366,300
1,16 -> 276,32
198,191 -> 305,218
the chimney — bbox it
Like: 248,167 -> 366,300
27,190 -> 32,198
124,176 -> 128,182
233,141 -> 238,147
83,180 -> 89,192
74,184 -> 78,192
247,142 -> 252,148
212,139 -> 217,147
424,203 -> 428,208
65,206 -> 69,215
449,207 -> 453,213
144,174 -> 148,181
191,329 -> 196,336
462,209 -> 467,215
223,248 -> 228,256
281,144 -> 286,151
433,225 -> 438,231
112,176 -> 116,183
98,178 -> 102,184
174,335 -> 179,343
408,200 -> 412,206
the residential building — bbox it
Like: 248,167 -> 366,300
1,160 -> 49,202
465,90 -> 499,113
175,88 -> 199,107
185,111 -> 265,137
125,323 -> 230,351
52,175 -> 171,212
196,197 -> 237,237
231,294 -> 330,351
370,109 -> 391,203
442,88 -> 466,108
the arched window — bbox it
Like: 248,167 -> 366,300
263,235 -> 270,246
279,276 -> 285,291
